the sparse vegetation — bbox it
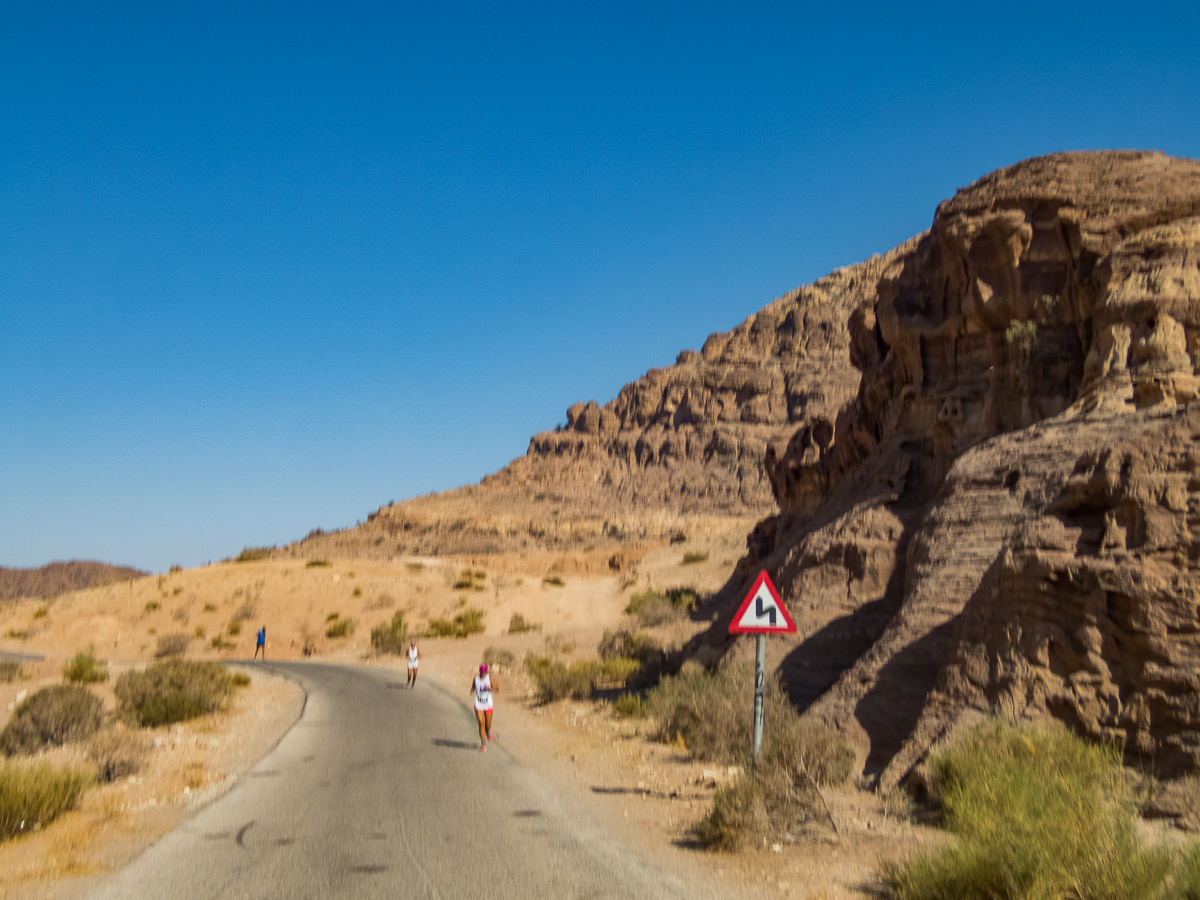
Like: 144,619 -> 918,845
352,587 -> 362,597
0,661 -> 21,682
194,625 -> 206,638
234,547 -> 272,561
542,575 -> 565,587
624,587 -> 699,626
882,720 -> 1194,900
32,607 -> 47,619
202,602 -> 217,612
154,632 -> 191,658
210,635 -> 235,650
115,659 -> 234,728
0,686 -> 105,755
0,763 -> 92,841
482,647 -> 516,669
370,612 -> 408,654
87,724 -> 148,782
227,620 -> 242,636
63,648 -> 108,684
525,654 -> 601,703
405,562 -> 424,573
426,608 -> 485,638
5,629 -> 29,640
144,601 -> 160,613
508,612 -> 540,634
453,569 -> 487,590
325,615 -> 355,639
681,551 -> 709,565
169,564 -> 182,574
644,663 -> 852,851
305,559 -> 331,568
231,672 -> 251,687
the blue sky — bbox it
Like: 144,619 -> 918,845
3,0 -> 1198,572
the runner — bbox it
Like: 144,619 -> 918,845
470,664 -> 495,751
406,639 -> 419,687
254,626 -> 266,661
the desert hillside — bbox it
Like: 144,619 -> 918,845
0,561 -> 147,603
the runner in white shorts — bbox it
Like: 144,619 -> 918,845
470,664 -> 495,751
406,639 -> 419,688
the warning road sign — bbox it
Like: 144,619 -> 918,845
729,571 -> 796,634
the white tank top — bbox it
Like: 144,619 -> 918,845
474,674 -> 492,706
408,646 -> 418,664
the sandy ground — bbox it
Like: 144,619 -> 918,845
0,524 -> 947,899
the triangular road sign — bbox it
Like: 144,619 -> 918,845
729,570 -> 796,634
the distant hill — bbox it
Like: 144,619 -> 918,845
0,561 -> 147,602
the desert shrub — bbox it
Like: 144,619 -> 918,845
0,661 -> 21,682
453,570 -> 475,590
405,562 -> 424,573
144,601 -> 160,613
426,608 -> 485,639
0,686 -> 105,755
508,613 -> 539,634
210,635 -> 235,650
155,632 -> 190,658
233,602 -> 256,621
169,564 -> 182,574
525,654 -> 601,703
87,724 -> 148,782
625,588 -> 698,626
231,672 -> 251,687
600,657 -> 641,685
542,576 -> 565,587
32,607 -> 47,619
115,659 -> 234,728
63,648 -> 108,684
882,720 -> 1176,900
235,546 -> 271,562
326,616 -> 355,638
613,693 -> 646,718
227,620 -> 242,636
352,587 -> 362,597
194,625 -> 206,638
305,558 -> 331,568
370,612 -> 408,654
482,647 -> 516,669
598,629 -> 663,665
5,629 -> 29,640
681,551 -> 709,565
203,602 -> 217,612
0,763 -> 92,841
326,611 -> 340,621
366,592 -> 395,610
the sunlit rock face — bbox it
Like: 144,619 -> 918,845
700,150 -> 1200,782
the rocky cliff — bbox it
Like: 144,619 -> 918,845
286,239 -> 917,560
697,150 -> 1200,783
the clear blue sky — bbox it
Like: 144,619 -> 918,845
3,1 -> 1198,572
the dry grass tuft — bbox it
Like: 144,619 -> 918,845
0,686 -> 104,755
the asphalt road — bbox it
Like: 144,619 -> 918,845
87,662 -> 696,900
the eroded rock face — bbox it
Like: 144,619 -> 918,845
287,241 -> 916,559
701,150 -> 1200,782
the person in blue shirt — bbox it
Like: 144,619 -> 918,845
254,626 -> 266,661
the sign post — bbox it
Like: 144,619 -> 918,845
729,570 -> 796,762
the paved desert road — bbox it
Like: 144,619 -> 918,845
87,662 -> 698,900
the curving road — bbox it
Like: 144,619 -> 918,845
87,662 -> 695,900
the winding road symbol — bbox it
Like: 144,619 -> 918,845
729,570 -> 796,634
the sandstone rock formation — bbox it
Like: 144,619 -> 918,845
697,150 -> 1200,782
285,240 -> 917,561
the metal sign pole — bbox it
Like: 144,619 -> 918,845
753,633 -> 766,761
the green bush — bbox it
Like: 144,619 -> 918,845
426,608 -> 485,638
235,546 -> 272,562
370,612 -> 408,654
525,654 -> 601,703
155,632 -> 190,658
600,657 -> 641,684
0,685 -> 105,755
882,720 -> 1178,900
325,616 -> 355,639
613,692 -> 646,718
87,724 -> 147,782
63,648 -> 108,684
114,659 -> 234,728
0,763 -> 92,841
508,612 -> 539,634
